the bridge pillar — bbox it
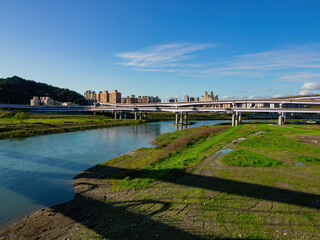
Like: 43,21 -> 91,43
114,111 -> 117,119
278,113 -> 283,125
184,112 -> 188,125
283,112 -> 287,124
180,112 -> 184,125
232,113 -> 236,126
235,112 -> 239,126
238,112 -> 242,124
124,112 -> 127,119
140,111 -> 142,120
119,112 -> 122,120
175,113 -> 179,125
135,112 -> 137,120
145,112 -> 147,120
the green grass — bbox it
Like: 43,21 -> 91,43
237,126 -> 320,155
110,125 -> 267,189
220,150 -> 283,167
81,123 -> 320,239
297,155 -> 320,164
0,110 -> 144,139
0,111 -> 115,125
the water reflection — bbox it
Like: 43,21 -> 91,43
0,120 -> 226,229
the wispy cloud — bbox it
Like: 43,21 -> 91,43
280,72 -> 320,82
116,43 -> 320,83
116,43 -> 213,68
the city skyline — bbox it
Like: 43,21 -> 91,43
1,0 -> 320,100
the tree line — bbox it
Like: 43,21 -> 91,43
0,76 -> 86,105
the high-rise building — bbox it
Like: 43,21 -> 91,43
30,96 -> 40,105
30,96 -> 54,106
96,91 -> 102,102
201,91 -> 214,101
109,90 -> 121,103
84,90 -> 96,105
99,91 -> 108,103
184,95 -> 189,102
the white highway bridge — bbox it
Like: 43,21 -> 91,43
1,94 -> 320,126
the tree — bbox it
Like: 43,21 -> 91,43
14,112 -> 29,123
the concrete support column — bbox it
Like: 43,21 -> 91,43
134,112 -> 137,120
145,112 -> 147,120
235,112 -> 239,126
93,111 -> 96,115
239,112 -> 242,124
180,112 -> 184,125
184,113 -> 188,125
232,113 -> 236,127
114,111 -> 117,119
119,112 -> 122,120
124,112 -> 127,119
175,113 -> 179,125
278,113 -> 283,125
139,111 -> 142,120
283,112 -> 286,124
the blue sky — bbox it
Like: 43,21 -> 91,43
1,0 -> 320,101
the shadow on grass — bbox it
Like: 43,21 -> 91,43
50,165 -> 320,239
76,165 -> 320,210
3,164 -> 319,239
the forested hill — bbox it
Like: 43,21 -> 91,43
0,76 -> 86,105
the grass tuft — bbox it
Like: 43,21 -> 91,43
297,155 -> 320,164
221,150 -> 282,167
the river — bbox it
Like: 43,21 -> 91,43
0,120 -> 228,229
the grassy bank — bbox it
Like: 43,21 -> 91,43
0,110 -> 145,139
1,122 -> 320,239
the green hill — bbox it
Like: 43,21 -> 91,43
0,76 -> 86,105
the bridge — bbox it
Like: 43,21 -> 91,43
1,94 -> 320,126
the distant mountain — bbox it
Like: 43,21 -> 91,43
0,76 -> 86,105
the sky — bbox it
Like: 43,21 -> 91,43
1,0 -> 320,101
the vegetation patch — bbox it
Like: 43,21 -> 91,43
108,125 -> 269,189
0,110 -> 145,139
221,150 -> 282,167
297,155 -> 320,164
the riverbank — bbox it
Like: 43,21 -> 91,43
1,123 -> 320,239
0,111 -> 146,139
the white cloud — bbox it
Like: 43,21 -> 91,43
116,43 -> 213,68
115,43 -> 320,83
299,90 -> 311,95
299,82 -> 320,95
220,95 -> 231,100
301,82 -> 320,90
212,44 -> 320,77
